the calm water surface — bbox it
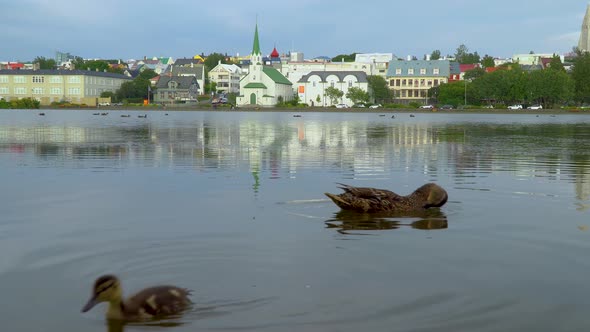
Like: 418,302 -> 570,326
1,110 -> 589,332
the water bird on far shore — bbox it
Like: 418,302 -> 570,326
120,114 -> 130,118
81,274 -> 192,321
325,183 -> 448,213
138,114 -> 147,118
38,113 -> 45,116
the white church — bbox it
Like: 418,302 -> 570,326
236,23 -> 293,107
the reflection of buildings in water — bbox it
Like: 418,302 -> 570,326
575,172 -> 590,211
0,122 -> 448,178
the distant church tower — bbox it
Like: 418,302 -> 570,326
579,4 -> 590,52
250,23 -> 263,77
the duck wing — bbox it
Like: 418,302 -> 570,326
326,183 -> 403,212
125,286 -> 192,318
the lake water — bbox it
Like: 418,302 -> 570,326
1,109 -> 589,332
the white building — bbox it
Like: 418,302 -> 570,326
236,23 -> 293,107
208,61 -> 242,94
297,71 -> 370,107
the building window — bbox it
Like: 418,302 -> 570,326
0,76 -> 8,83
14,76 -> 26,84
420,79 -> 425,86
396,79 -> 401,87
313,81 -> 316,87
50,76 -> 63,84
0,87 -> 8,94
68,88 -> 80,95
433,68 -> 440,75
50,88 -> 62,95
420,69 -> 426,75
434,79 -> 439,86
15,87 -> 27,94
348,80 -> 353,88
408,69 -> 414,75
330,82 -> 335,88
395,68 -> 402,75
32,87 -> 44,94
68,76 -> 81,84
32,76 -> 45,83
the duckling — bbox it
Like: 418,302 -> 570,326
81,274 -> 192,321
325,182 -> 448,213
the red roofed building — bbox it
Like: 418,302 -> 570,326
7,62 -> 24,70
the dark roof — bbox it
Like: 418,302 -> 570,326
174,58 -> 203,66
170,65 -> 204,77
155,76 -> 199,89
0,69 -> 131,79
297,71 -> 368,83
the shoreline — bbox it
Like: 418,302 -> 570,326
3,106 -> 590,115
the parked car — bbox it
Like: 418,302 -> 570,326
369,104 -> 382,109
335,103 -> 349,108
440,105 -> 454,110
353,103 -> 366,108
482,104 -> 494,109
527,104 -> 543,110
419,105 -> 434,109
507,104 -> 523,110
98,102 -> 110,106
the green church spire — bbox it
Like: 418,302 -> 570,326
252,23 -> 261,56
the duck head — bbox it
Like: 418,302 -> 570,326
82,274 -> 123,312
414,183 -> 448,209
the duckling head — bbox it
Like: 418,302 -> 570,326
415,183 -> 448,209
82,274 -> 123,313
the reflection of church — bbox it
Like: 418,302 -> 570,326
236,23 -> 293,107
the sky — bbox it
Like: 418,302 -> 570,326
1,0 -> 588,62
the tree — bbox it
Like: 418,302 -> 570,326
331,53 -> 357,62
33,56 -> 56,69
548,54 -> 565,72
436,81 -> 471,106
430,50 -> 441,60
204,53 -> 228,72
115,70 -> 156,102
571,52 -> 590,103
464,67 -> 486,80
454,44 -> 480,64
346,87 -> 370,105
481,55 -> 495,68
367,75 -> 391,103
527,69 -> 573,107
324,86 -> 344,105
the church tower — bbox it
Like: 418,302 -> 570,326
579,4 -> 590,52
250,23 -> 263,78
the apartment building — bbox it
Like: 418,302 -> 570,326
386,60 -> 450,104
0,69 -> 131,106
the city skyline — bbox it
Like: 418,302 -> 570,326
1,0 -> 587,62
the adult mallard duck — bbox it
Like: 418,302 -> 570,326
81,274 -> 192,321
325,182 -> 448,213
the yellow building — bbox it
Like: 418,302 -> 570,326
0,69 -> 132,106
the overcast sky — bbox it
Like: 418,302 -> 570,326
1,0 -> 588,62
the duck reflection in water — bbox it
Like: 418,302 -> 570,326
106,318 -> 188,332
325,209 -> 448,234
